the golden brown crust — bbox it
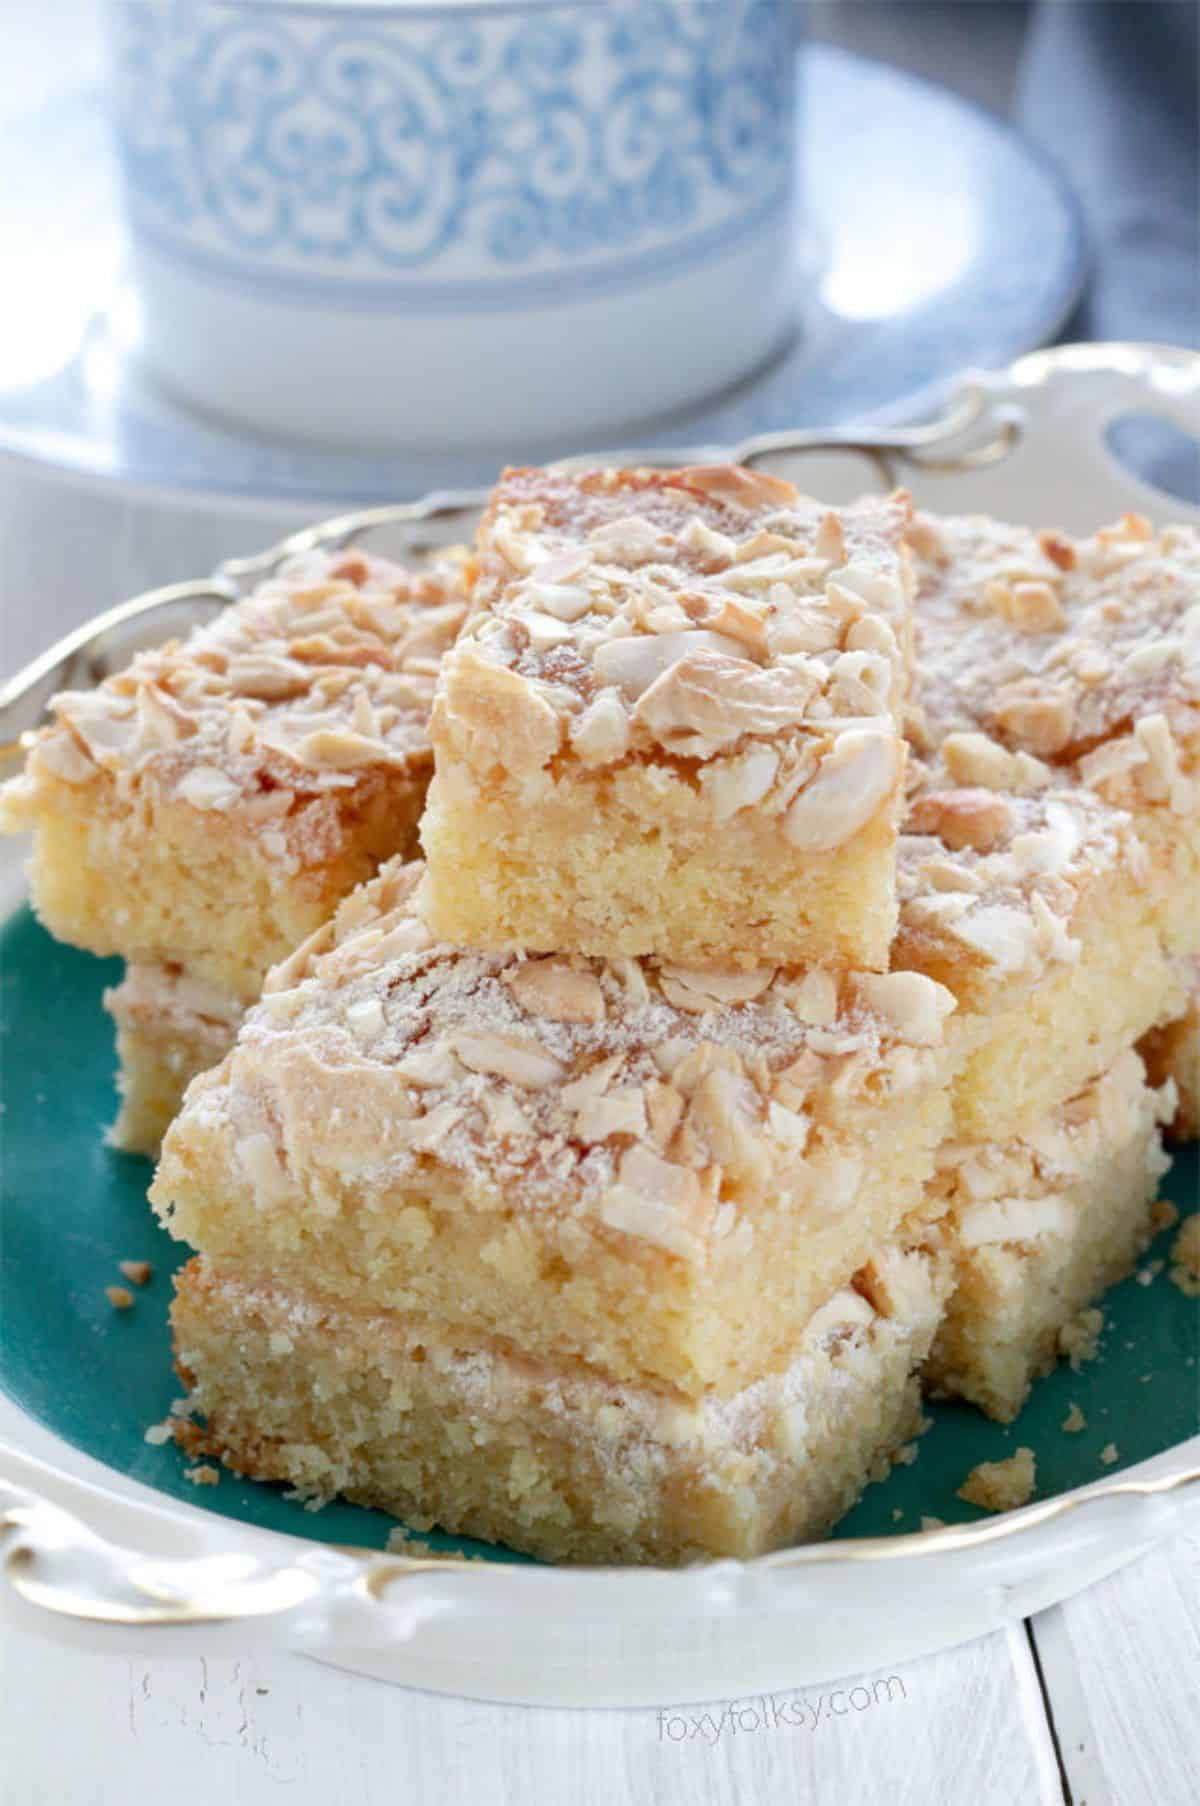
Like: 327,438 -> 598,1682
1,546 -> 471,870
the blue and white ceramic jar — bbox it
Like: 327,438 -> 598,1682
105,0 -> 800,450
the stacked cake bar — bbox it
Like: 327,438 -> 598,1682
897,509 -> 1198,1418
161,863 -> 958,1563
894,786 -> 1185,1420
1,547 -> 469,1151
157,468 -> 968,1563
149,480 -> 1200,1555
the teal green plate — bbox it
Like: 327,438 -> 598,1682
2,905 -> 1196,1560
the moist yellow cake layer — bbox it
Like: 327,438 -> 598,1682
943,871 -> 1189,1142
104,964 -> 245,1156
418,760 -> 900,970
8,732 -> 428,1004
157,1096 -> 945,1403
153,861 -> 958,1400
424,465 -> 917,970
1132,809 -> 1200,966
927,1050 -> 1175,1421
172,1230 -> 950,1566
1,547 -> 468,1001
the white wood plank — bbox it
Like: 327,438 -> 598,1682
1030,1530 -> 1200,1806
0,1626 -> 1061,1806
1004,1621 -> 1073,1805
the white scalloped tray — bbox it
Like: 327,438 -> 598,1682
2,343 -> 1198,1706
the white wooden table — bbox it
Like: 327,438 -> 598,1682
2,1534 -> 1197,1805
2,7 -> 1197,1801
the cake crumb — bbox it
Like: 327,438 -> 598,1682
957,1448 -> 1037,1513
105,1285 -> 133,1311
1058,1306 -> 1104,1370
893,1441 -> 919,1468
1061,1403 -> 1087,1434
385,1529 -> 481,1562
143,1419 -> 174,1446
1099,1443 -> 1120,1466
118,1260 -> 153,1286
386,1531 -> 438,1558
891,1508 -> 904,1523
919,1515 -> 946,1532
1169,1217 -> 1200,1297
1151,1198 -> 1180,1234
284,1485 -> 331,1513
1135,1259 -> 1164,1287
184,1464 -> 219,1487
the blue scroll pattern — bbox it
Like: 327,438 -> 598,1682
108,0 -> 795,299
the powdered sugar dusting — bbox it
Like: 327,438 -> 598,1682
896,783 -> 1136,983
432,466 -> 916,838
910,510 -> 1200,793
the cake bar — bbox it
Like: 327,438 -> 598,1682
152,860 -> 958,1402
1,546 -> 470,1004
909,507 -> 1199,974
899,507 -> 1196,1422
895,780 -> 1189,1141
895,503 -> 1200,1139
927,1051 -> 1175,1421
3,546 -> 470,1151
172,1226 -> 950,1566
420,466 -> 917,970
